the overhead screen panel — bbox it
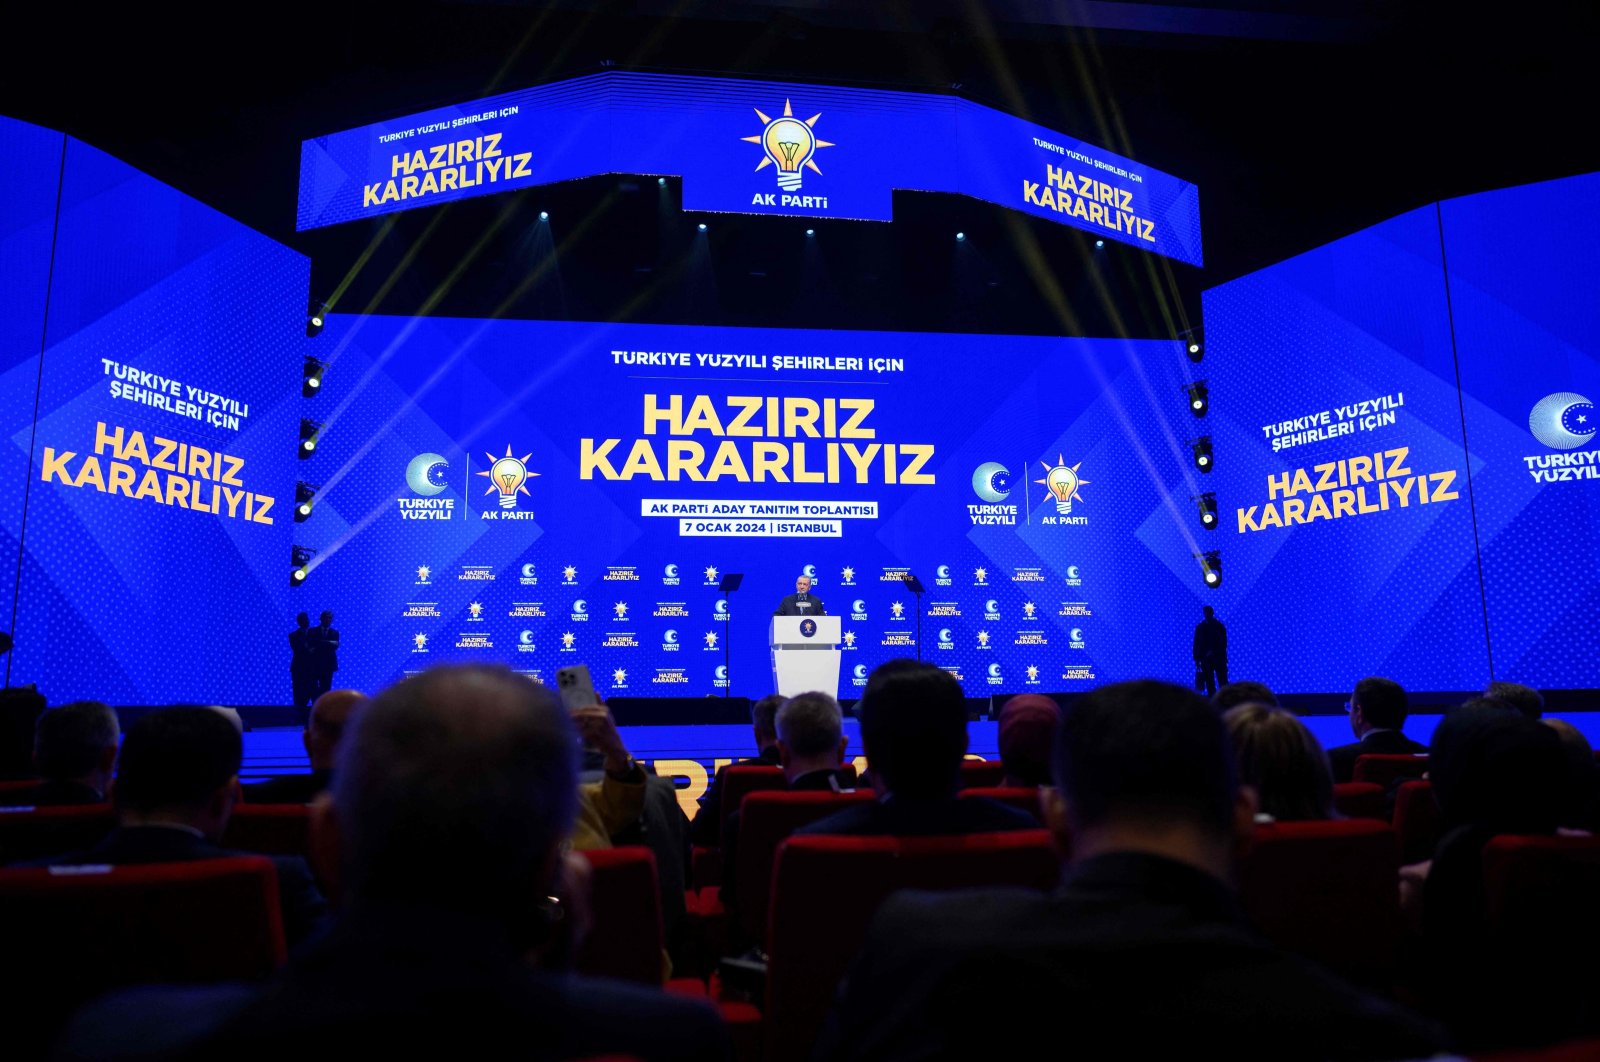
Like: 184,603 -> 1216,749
293,317 -> 1215,698
296,72 -> 1202,266
3,137 -> 307,705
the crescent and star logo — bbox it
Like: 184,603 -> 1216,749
1529,392 -> 1596,450
971,462 -> 1011,502
405,453 -> 449,496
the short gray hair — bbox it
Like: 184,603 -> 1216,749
333,666 -> 578,916
34,701 -> 119,780
777,692 -> 842,757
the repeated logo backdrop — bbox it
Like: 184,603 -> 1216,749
296,317 -> 1209,698
0,120 -> 305,703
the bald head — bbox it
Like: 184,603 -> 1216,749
332,666 -> 578,924
305,689 -> 367,771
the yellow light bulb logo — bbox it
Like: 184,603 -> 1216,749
742,99 -> 835,193
1035,455 -> 1090,516
476,446 -> 538,510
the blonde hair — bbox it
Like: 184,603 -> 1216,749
1224,703 -> 1335,821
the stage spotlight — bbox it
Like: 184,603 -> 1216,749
657,177 -> 667,187
1192,435 -> 1213,472
1182,327 -> 1204,362
805,228 -> 815,237
955,232 -> 966,242
291,545 -> 316,587
294,482 -> 319,522
1197,550 -> 1222,588
698,222 -> 708,232
539,210 -> 549,221
1185,380 -> 1209,417
1195,492 -> 1219,529
299,418 -> 322,458
1095,239 -> 1105,248
302,355 -> 326,398
306,301 -> 327,338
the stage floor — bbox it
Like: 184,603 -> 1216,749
241,713 -> 1600,819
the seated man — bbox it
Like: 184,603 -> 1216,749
722,691 -> 853,925
0,700 -> 118,806
798,660 -> 1035,838
243,689 -> 367,804
1326,676 -> 1426,783
22,706 -> 328,945
690,693 -> 784,846
63,665 -> 729,1061
1484,681 -> 1544,721
818,680 -> 1446,1060
1210,680 -> 1278,712
995,694 -> 1060,788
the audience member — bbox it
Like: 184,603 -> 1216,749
1542,718 -> 1600,831
1326,677 -> 1426,783
0,700 -> 119,806
1211,680 -> 1278,712
690,692 -> 784,845
0,685 -> 47,780
797,660 -> 1035,837
995,694 -> 1060,787
242,689 -> 367,804
1408,705 -> 1573,1049
817,680 -> 1445,1060
18,706 -> 328,945
569,699 -> 648,850
721,692 -> 852,935
1484,681 -> 1544,721
1223,703 -> 1335,821
62,665 -> 728,1060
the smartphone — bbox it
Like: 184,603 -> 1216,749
555,664 -> 599,712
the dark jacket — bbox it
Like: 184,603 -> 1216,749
1193,616 -> 1227,664
23,824 -> 329,946
818,851 -> 1446,1061
59,904 -> 731,1062
242,769 -> 333,806
1327,729 -> 1427,784
773,593 -> 826,617
0,779 -> 103,807
288,627 -> 316,675
309,625 -> 339,675
794,793 -> 1037,839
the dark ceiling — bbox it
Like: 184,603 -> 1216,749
3,1 -> 1596,338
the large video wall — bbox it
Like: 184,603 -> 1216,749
1203,172 -> 1600,693
0,116 -> 306,704
295,318 -> 1212,698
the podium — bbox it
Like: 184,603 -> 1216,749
770,616 -> 842,698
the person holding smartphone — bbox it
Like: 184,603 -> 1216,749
557,666 -> 647,850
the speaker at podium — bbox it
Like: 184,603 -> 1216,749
770,615 -> 842,697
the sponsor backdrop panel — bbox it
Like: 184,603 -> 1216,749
1201,205 -> 1490,693
297,316 -> 1209,699
5,137 -> 306,704
0,117 -> 66,668
297,72 -> 1200,265
1442,174 -> 1600,688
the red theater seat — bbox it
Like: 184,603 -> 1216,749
0,857 -> 285,1051
1482,834 -> 1600,927
1238,819 -> 1400,989
0,804 -> 115,863
958,785 -> 1045,822
1352,753 -> 1429,789
733,789 -> 875,945
1393,780 -> 1443,863
1332,781 -> 1386,820
765,831 -> 1059,1062
222,803 -> 313,857
0,777 -> 41,797
717,767 -> 787,847
958,759 -> 1006,788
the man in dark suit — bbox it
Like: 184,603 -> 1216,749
62,665 -> 730,1061
722,691 -> 854,927
797,660 -> 1034,838
309,610 -> 340,701
1193,605 -> 1228,696
22,706 -> 328,945
773,574 -> 825,617
289,612 -> 316,710
817,680 -> 1446,1061
243,689 -> 367,804
0,700 -> 118,806
690,692 -> 785,845
1327,676 -> 1428,783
